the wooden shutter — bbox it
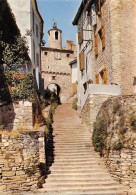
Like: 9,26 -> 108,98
79,52 -> 84,71
103,68 -> 107,84
78,29 -> 83,44
95,34 -> 98,56
98,0 -> 101,16
101,25 -> 105,49
96,74 -> 99,84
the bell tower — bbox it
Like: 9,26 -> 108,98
48,23 -> 62,49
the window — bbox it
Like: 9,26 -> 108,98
36,53 -> 39,65
44,52 -> 48,55
79,52 -> 84,71
54,52 -> 61,60
78,29 -> 83,44
33,41 -> 35,64
96,68 -> 107,85
95,33 -> 98,56
67,54 -> 70,58
36,24 -> 38,37
92,3 -> 97,26
52,76 -> 56,80
96,74 -> 99,84
55,31 -> 58,40
83,82 -> 87,94
98,25 -> 105,50
101,25 -> 105,49
33,11 -> 34,32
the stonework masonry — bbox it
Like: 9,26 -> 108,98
81,94 -> 112,130
95,95 -> 136,188
0,101 -> 33,130
41,24 -> 77,103
0,129 -> 46,193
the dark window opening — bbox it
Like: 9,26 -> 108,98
52,76 -> 56,80
36,24 -> 38,37
67,54 -> 70,58
44,52 -> 47,55
83,82 -> 87,94
55,31 -> 58,40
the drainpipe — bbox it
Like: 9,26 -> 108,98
108,0 -> 112,82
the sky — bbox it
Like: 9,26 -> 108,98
37,0 -> 81,47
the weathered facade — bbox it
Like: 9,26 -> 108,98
69,59 -> 78,95
73,0 -> 136,108
41,23 -> 77,103
7,0 -> 44,89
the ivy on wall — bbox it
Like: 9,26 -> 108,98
0,0 -> 30,68
0,72 -> 35,102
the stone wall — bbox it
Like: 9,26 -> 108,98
81,94 -> 112,130
95,95 -> 136,188
0,129 -> 46,193
42,72 -> 72,103
0,101 -> 33,130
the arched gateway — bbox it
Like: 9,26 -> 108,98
41,23 -> 77,103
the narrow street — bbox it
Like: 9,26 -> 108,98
38,104 -> 128,195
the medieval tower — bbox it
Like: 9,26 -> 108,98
41,23 -> 77,103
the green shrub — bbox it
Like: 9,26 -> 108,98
72,97 -> 78,110
112,101 -> 121,114
130,113 -> 136,131
113,140 -> 123,151
92,116 -> 107,156
3,71 -> 35,102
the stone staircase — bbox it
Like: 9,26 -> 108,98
39,103 -> 128,195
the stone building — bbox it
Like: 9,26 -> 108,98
69,59 -> 78,95
41,23 -> 77,103
72,0 -> 136,126
7,0 -> 44,89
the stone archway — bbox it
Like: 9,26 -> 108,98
47,83 -> 61,98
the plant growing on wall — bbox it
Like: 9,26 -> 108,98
0,0 -> 30,69
0,71 -> 35,102
92,116 -> 107,156
1,36 -> 30,70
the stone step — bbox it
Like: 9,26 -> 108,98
44,180 -> 117,186
47,163 -> 104,170
48,168 -> 108,174
47,160 -> 104,166
46,172 -> 111,179
37,190 -> 127,195
42,185 -> 125,192
54,156 -> 101,161
52,152 -> 99,157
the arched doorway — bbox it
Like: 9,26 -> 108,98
47,83 -> 61,97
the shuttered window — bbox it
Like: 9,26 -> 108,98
103,68 -> 107,84
79,52 -> 84,71
96,74 -> 99,84
95,33 -> 98,56
98,0 -> 101,16
101,25 -> 105,49
78,29 -> 83,44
